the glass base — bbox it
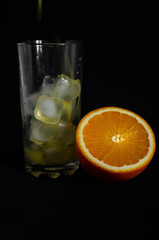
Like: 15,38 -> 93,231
25,160 -> 79,179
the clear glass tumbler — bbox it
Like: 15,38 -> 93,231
17,40 -> 83,178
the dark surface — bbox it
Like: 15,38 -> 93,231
1,1 -> 159,238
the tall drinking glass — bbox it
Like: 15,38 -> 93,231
17,40 -> 83,178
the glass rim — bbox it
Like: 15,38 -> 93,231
17,39 -> 83,46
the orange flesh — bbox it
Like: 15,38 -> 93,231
83,111 -> 150,167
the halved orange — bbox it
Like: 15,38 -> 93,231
75,107 -> 156,181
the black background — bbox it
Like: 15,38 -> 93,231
1,0 -> 159,238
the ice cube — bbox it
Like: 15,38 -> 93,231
40,84 -> 55,96
53,74 -> 81,101
56,120 -> 76,145
60,99 -> 76,121
42,75 -> 55,85
40,75 -> 55,96
34,95 -> 63,124
30,118 -> 57,145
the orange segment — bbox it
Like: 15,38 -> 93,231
75,107 -> 156,181
83,111 -> 149,167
